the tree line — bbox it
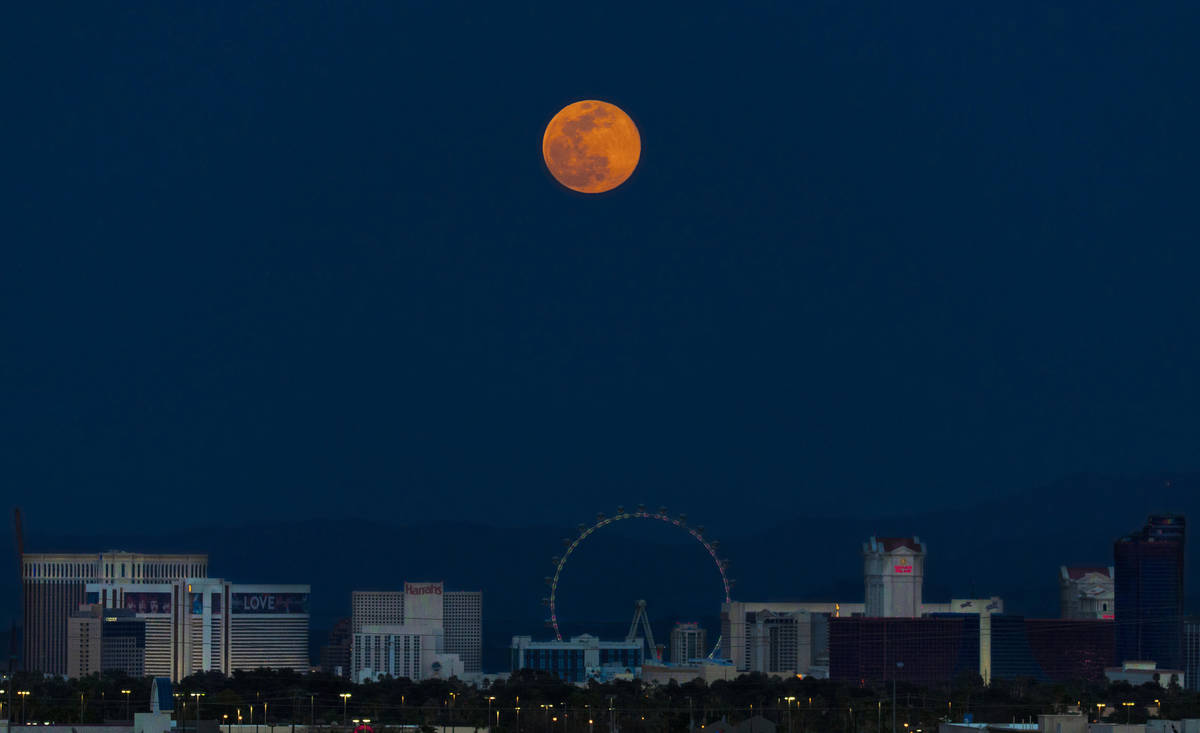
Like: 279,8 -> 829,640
4,669 -> 1200,733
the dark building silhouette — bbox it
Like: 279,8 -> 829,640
829,616 -> 979,685
319,617 -> 351,678
1114,515 -> 1186,670
990,615 -> 1114,682
830,614 -> 1114,685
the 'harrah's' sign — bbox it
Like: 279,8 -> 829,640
406,583 -> 443,595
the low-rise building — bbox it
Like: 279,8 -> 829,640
511,634 -> 643,683
1105,660 -> 1186,688
643,659 -> 737,685
1185,617 -> 1199,692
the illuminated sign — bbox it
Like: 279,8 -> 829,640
405,583 -> 443,595
894,565 -> 912,573
124,592 -> 172,614
230,592 -> 309,614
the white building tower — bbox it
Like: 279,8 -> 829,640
863,536 -> 926,617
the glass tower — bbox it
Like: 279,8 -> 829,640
1114,515 -> 1186,670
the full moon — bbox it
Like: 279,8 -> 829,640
542,100 -> 641,194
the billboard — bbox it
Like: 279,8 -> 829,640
231,592 -> 308,614
191,592 -> 223,615
124,592 -> 172,614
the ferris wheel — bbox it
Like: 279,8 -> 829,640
542,505 -> 734,642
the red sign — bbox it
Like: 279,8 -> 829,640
894,565 -> 912,573
405,583 -> 443,595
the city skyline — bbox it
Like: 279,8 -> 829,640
4,0 -> 1200,723
8,503 -> 1194,679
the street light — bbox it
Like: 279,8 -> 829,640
894,662 -> 904,733
19,691 -> 31,725
784,697 -> 795,733
1123,702 -> 1135,724
192,692 -> 206,731
340,694 -> 352,725
122,690 -> 132,721
1095,703 -> 1106,723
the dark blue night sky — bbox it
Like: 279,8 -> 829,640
3,1 -> 1199,535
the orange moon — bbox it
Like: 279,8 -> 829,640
542,100 -> 641,193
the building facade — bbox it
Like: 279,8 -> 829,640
1114,515 -> 1186,670
670,622 -> 708,664
353,625 -> 426,682
1104,659 -> 1186,688
319,617 -> 352,677
101,609 -> 147,678
992,615 -> 1114,682
1060,566 -> 1115,619
68,605 -> 147,678
510,634 -> 643,684
1185,616 -> 1199,692
22,552 -> 207,676
86,578 -> 309,680
721,601 -> 864,675
829,613 -> 1112,686
351,591 -> 405,633
444,591 -> 482,674
67,605 -> 103,678
350,582 -> 482,676
642,660 -> 737,685
830,615 -> 979,685
228,583 -> 310,673
863,537 -> 927,618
